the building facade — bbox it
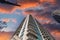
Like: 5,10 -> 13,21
11,15 -> 55,40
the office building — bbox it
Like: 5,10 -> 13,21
11,15 -> 55,40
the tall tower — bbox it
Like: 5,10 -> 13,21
11,15 -> 55,40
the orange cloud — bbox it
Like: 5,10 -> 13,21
0,32 -> 13,40
0,0 -> 40,13
2,18 -> 10,23
0,0 -> 57,13
1,18 -> 17,23
0,1 -> 38,13
51,30 -> 60,40
36,16 -> 52,24
18,3 -> 38,10
40,0 -> 56,3
0,6 -> 17,14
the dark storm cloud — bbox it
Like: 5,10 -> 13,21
24,0 -> 60,19
0,0 -> 39,13
24,3 -> 58,19
0,0 -> 17,13
0,4 -> 14,10
18,0 -> 40,3
56,0 -> 60,5
44,23 -> 60,31
0,0 -> 60,13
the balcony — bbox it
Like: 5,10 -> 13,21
27,30 -> 38,38
27,33 -> 38,40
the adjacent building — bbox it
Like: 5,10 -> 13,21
11,15 -> 55,40
52,10 -> 60,23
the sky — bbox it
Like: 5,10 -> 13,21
0,0 -> 60,40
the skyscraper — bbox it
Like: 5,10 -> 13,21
52,10 -> 60,23
11,15 -> 55,40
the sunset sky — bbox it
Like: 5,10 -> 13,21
0,0 -> 60,40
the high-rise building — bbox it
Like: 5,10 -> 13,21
52,10 -> 60,23
11,15 -> 55,40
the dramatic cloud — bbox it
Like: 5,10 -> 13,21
0,4 -> 17,13
18,0 -> 40,3
43,23 -> 60,32
1,18 -> 17,23
56,0 -> 60,5
0,0 -> 38,13
0,0 -> 59,13
0,32 -> 13,40
51,30 -> 60,40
